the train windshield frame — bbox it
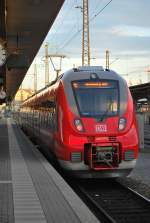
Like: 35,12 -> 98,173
72,79 -> 120,118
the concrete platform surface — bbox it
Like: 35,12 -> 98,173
0,118 -> 99,223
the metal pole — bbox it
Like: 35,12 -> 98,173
106,50 -> 110,70
34,63 -> 37,93
45,42 -> 49,86
49,54 -> 65,79
20,84 -> 23,101
82,0 -> 90,66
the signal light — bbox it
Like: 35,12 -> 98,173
118,118 -> 126,131
74,119 -> 84,132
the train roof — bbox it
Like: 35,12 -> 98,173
62,66 -> 126,83
22,66 -> 127,106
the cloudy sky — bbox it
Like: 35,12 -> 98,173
23,0 -> 150,90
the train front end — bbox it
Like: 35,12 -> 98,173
57,66 -> 139,178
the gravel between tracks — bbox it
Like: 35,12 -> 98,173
118,152 -> 150,200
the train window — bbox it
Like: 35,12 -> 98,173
72,80 -> 119,118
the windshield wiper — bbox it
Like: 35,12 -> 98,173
97,101 -> 113,122
97,109 -> 109,122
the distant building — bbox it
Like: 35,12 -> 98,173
13,89 -> 34,110
15,88 -> 34,102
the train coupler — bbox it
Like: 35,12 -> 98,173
84,143 -> 121,170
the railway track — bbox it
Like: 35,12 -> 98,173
68,179 -> 150,223
31,138 -> 150,223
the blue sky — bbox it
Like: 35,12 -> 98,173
24,0 -> 150,89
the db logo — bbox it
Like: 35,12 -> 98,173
95,124 -> 107,132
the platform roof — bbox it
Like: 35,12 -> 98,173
0,0 -> 64,99
130,82 -> 150,101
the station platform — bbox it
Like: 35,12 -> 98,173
0,118 -> 99,223
118,125 -> 150,200
144,124 -> 150,150
130,152 -> 150,186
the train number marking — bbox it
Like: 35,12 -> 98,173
95,124 -> 107,132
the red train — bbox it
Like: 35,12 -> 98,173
18,66 -> 139,178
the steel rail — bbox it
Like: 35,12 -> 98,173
70,180 -> 150,223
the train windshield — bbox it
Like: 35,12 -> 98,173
72,80 -> 119,118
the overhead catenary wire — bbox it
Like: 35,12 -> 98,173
55,0 -> 82,53
48,0 -> 77,43
91,0 -> 103,17
90,0 -> 113,22
58,0 -> 113,51
56,0 -> 102,49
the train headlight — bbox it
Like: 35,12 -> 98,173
118,118 -> 126,131
74,119 -> 84,132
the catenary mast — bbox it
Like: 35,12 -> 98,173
82,0 -> 90,66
